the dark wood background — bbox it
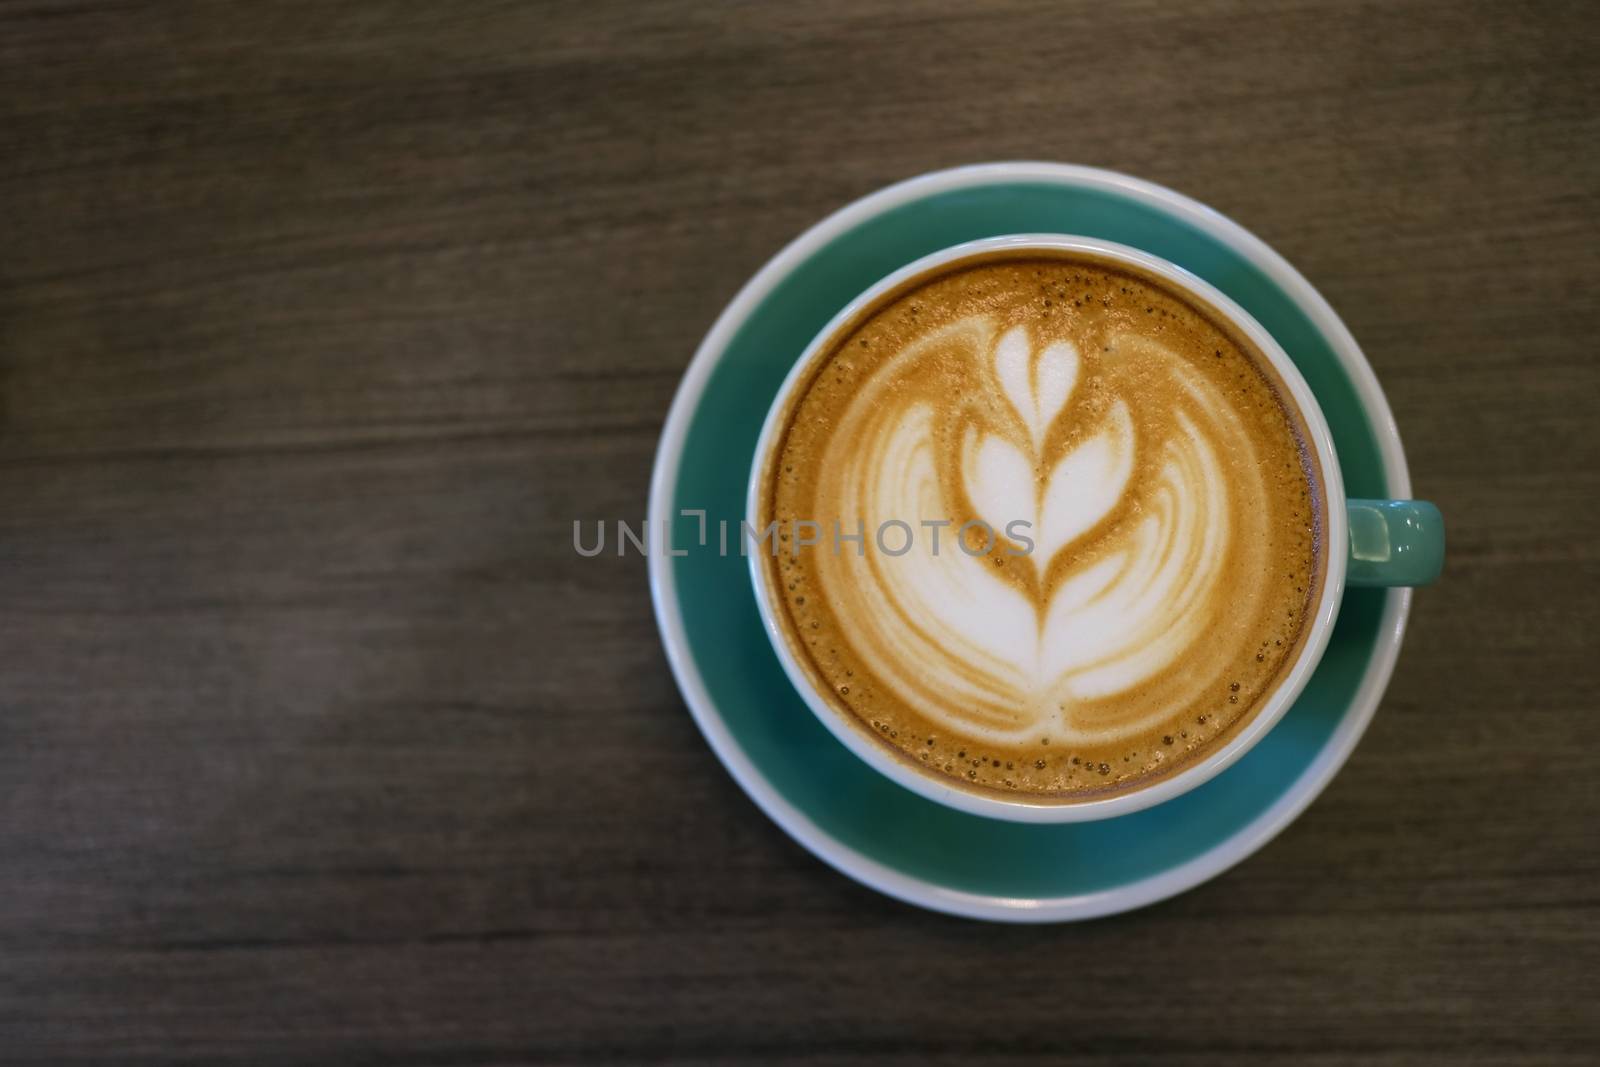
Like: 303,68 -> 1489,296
2,1 -> 1597,1063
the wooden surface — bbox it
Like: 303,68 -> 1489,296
2,1 -> 1597,1063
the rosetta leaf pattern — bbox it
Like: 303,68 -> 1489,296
968,326 -> 1134,573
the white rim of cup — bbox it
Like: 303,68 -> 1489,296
648,162 -> 1412,920
745,234 -> 1349,824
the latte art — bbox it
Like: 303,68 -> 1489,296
762,254 -> 1324,800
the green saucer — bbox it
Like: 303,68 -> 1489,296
648,163 -> 1412,921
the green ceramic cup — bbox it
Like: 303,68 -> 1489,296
746,234 -> 1443,825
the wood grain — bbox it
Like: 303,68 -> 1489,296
2,1 -> 1597,1063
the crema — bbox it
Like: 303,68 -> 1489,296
759,252 -> 1326,801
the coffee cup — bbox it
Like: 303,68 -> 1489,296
746,235 -> 1442,823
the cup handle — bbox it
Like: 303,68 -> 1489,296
1345,499 -> 1445,587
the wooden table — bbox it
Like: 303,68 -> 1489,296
3,2 -> 1596,1062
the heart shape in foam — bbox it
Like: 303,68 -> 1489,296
964,326 -> 1136,569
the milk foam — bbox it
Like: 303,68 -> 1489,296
812,315 -> 1268,745
765,253 -> 1323,798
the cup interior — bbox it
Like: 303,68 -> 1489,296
746,234 -> 1348,824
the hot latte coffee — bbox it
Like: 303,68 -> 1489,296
757,250 -> 1327,802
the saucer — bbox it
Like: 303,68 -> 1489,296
647,163 -> 1412,922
